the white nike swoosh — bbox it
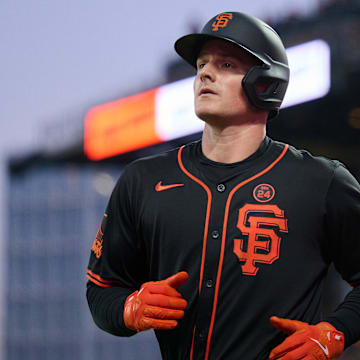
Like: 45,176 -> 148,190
310,337 -> 329,356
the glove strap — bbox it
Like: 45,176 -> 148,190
317,322 -> 345,358
123,290 -> 139,331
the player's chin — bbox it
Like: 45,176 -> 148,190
195,112 -> 218,124
195,108 -> 232,125
195,105 -> 221,123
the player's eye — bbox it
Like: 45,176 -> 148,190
197,63 -> 205,70
222,62 -> 232,68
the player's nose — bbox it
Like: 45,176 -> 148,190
199,63 -> 216,82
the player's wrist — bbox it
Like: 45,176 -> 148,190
317,321 -> 339,332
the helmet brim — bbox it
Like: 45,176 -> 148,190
174,33 -> 267,69
174,34 -> 217,68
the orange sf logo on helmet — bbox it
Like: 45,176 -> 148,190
212,13 -> 233,31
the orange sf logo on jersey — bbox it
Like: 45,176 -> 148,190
233,204 -> 288,275
212,13 -> 233,31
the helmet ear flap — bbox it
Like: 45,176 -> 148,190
242,63 -> 289,119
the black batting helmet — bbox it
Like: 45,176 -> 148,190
174,11 -> 290,119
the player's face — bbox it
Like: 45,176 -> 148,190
194,39 -> 258,124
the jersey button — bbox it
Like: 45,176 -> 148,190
211,230 -> 219,239
206,279 -> 214,288
217,184 -> 226,192
199,331 -> 206,341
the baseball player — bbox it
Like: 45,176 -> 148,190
86,12 -> 360,359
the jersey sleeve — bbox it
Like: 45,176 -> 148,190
324,162 -> 360,285
322,163 -> 360,347
86,164 -> 147,290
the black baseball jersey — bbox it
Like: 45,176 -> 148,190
86,137 -> 360,359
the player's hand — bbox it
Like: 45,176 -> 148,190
269,316 -> 344,360
123,271 -> 189,332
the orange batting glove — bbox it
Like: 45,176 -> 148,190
123,271 -> 188,332
269,316 -> 344,360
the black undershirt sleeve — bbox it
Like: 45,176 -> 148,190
323,163 -> 360,347
325,284 -> 360,348
86,282 -> 136,337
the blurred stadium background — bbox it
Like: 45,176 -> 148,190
1,0 -> 360,359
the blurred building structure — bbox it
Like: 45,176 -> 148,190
7,164 -> 162,360
5,1 -> 360,359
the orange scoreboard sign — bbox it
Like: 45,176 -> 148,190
84,89 -> 162,160
84,76 -> 203,161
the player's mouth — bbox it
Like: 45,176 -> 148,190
199,87 -> 217,96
